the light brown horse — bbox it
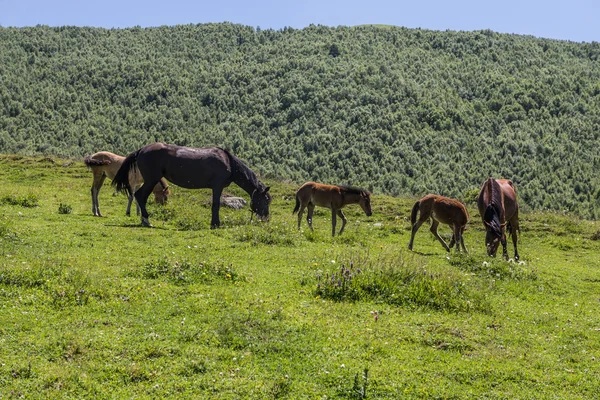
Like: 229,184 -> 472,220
292,181 -> 372,236
408,194 -> 469,253
477,178 -> 520,260
84,151 -> 170,217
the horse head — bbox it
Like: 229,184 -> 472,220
359,191 -> 373,217
250,186 -> 271,221
483,205 -> 505,257
152,181 -> 171,205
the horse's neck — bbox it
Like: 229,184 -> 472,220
342,191 -> 361,205
228,155 -> 263,196
233,170 -> 260,196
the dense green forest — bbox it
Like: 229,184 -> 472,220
1,23 -> 599,217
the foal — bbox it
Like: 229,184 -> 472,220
292,181 -> 372,236
408,194 -> 469,253
84,151 -> 170,217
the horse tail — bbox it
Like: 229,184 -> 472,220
84,155 -> 110,167
292,192 -> 300,214
410,201 -> 420,226
111,150 -> 139,196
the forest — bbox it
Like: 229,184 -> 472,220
1,23 -> 599,217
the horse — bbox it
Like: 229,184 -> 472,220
408,194 -> 469,253
292,181 -> 372,236
84,151 -> 170,217
112,143 -> 271,228
477,178 -> 520,260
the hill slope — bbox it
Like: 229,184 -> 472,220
1,23 -> 599,216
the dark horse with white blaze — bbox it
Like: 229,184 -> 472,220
408,194 -> 469,253
477,178 -> 520,260
112,143 -> 271,228
292,181 -> 372,236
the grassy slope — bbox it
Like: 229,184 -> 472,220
1,154 -> 599,399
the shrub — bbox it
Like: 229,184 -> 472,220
315,252 -> 487,312
58,203 -> 72,214
134,257 -> 243,285
1,193 -> 39,207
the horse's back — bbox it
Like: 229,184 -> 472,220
423,194 -> 468,225
497,179 -> 518,220
296,182 -> 341,208
478,178 -> 518,222
136,143 -> 230,189
85,152 -> 125,180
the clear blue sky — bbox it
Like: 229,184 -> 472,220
1,0 -> 598,43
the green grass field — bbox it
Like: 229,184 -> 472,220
1,154 -> 599,399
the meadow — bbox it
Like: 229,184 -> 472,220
1,154 -> 600,399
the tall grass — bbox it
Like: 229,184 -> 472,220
315,250 -> 488,312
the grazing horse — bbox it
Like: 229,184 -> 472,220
292,181 -> 372,236
477,178 -> 520,260
112,143 -> 271,228
84,151 -> 170,217
408,194 -> 469,253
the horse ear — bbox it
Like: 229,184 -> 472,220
264,186 -> 270,193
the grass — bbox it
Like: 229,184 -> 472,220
1,154 -> 600,398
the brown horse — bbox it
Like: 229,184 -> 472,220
477,178 -> 520,260
408,194 -> 469,253
292,181 -> 372,236
84,151 -> 170,217
112,143 -> 271,228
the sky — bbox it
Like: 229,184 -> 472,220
1,0 -> 598,43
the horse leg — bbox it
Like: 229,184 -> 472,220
448,230 -> 456,249
331,208 -> 337,237
297,203 -> 306,230
210,187 -> 223,228
126,193 -> 134,217
337,209 -> 347,235
408,218 -> 426,250
501,235 -> 509,260
450,224 -> 464,252
134,182 -> 155,227
460,227 -> 468,253
307,203 -> 315,232
91,173 -> 106,217
132,184 -> 142,216
430,220 -> 450,252
509,217 -> 520,261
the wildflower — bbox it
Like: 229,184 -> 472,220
370,310 -> 379,322
226,274 -> 232,279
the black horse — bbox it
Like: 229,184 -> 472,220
112,142 -> 271,228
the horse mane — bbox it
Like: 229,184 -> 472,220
483,178 -> 504,237
483,205 -> 503,237
219,148 -> 265,191
339,185 -> 370,195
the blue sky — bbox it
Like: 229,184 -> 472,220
1,0 -> 598,43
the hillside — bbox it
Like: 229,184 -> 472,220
1,23 -> 600,216
1,154 -> 600,398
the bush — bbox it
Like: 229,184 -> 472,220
1,193 -> 39,207
315,252 -> 487,312
58,203 -> 72,214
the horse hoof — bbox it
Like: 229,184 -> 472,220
141,218 -> 153,227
